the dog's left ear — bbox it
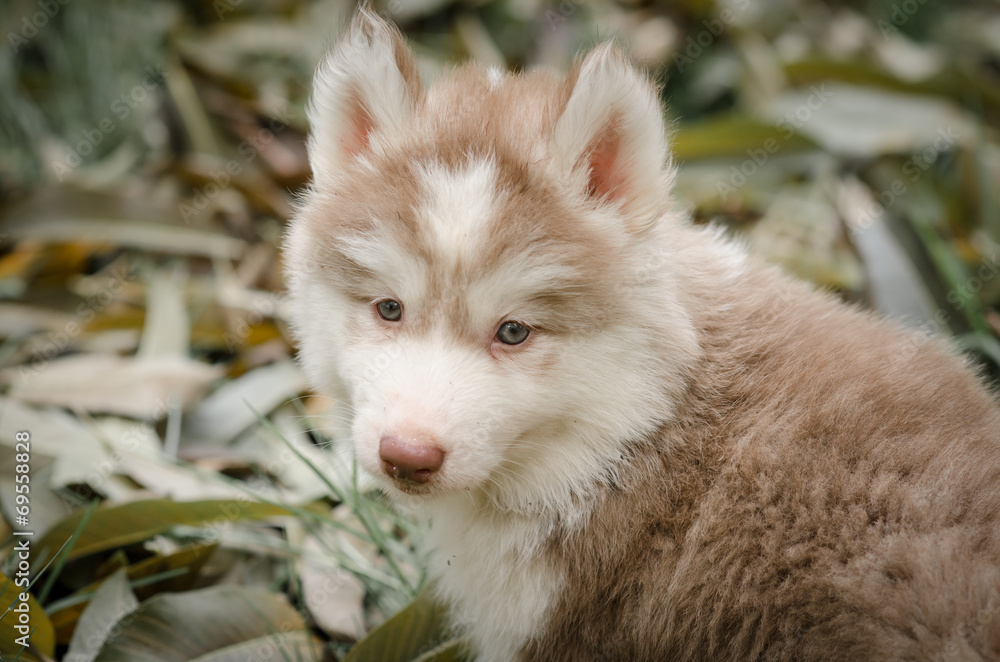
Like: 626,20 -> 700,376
551,45 -> 670,232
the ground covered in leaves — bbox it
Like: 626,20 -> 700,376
1,0 -> 999,660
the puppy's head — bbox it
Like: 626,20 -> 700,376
285,10 -> 698,509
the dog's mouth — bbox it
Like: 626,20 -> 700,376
385,479 -> 434,496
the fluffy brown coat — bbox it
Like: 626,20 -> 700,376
525,256 -> 1000,661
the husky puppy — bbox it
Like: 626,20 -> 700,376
285,9 -> 1000,661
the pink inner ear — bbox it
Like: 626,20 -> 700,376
585,118 -> 630,202
341,91 -> 375,157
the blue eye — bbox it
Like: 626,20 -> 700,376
496,321 -> 529,345
376,299 -> 402,321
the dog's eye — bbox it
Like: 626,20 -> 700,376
376,299 -> 403,321
496,321 -> 530,345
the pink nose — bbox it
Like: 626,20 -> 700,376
378,436 -> 445,484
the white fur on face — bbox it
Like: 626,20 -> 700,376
418,158 -> 499,267
343,159 -> 545,499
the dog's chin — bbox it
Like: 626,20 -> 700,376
377,473 -> 482,504
385,480 -> 435,497
365,458 -> 502,504
371,474 -> 450,503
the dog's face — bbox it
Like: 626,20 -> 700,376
285,10 -> 698,508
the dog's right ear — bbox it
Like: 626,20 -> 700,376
551,44 -> 670,233
307,8 -> 421,187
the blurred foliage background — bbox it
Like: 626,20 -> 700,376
0,0 -> 999,660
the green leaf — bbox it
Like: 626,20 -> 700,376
92,586 -> 311,662
673,115 -> 816,162
36,499 -> 291,566
0,571 -> 56,658
343,591 -> 464,662
783,58 -> 920,94
782,58 -> 1000,118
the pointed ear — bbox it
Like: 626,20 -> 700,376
307,9 -> 421,186
551,44 -> 671,232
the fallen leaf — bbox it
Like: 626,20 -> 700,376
0,304 -> 73,337
1,188 -> 245,260
342,591 -> 457,662
137,267 -> 190,360
760,83 -> 970,158
748,183 -> 865,293
35,499 -> 292,566
182,360 -> 306,445
0,447 -> 72,539
0,570 -> 55,659
186,631 -> 327,662
2,354 -> 223,419
300,534 -> 366,641
114,453 -> 269,501
91,586 -> 319,662
51,543 -> 218,644
0,397 -> 110,491
834,176 -> 939,326
64,569 -> 139,662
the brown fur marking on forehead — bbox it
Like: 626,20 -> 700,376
420,65 -> 576,156
403,145 -> 627,341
